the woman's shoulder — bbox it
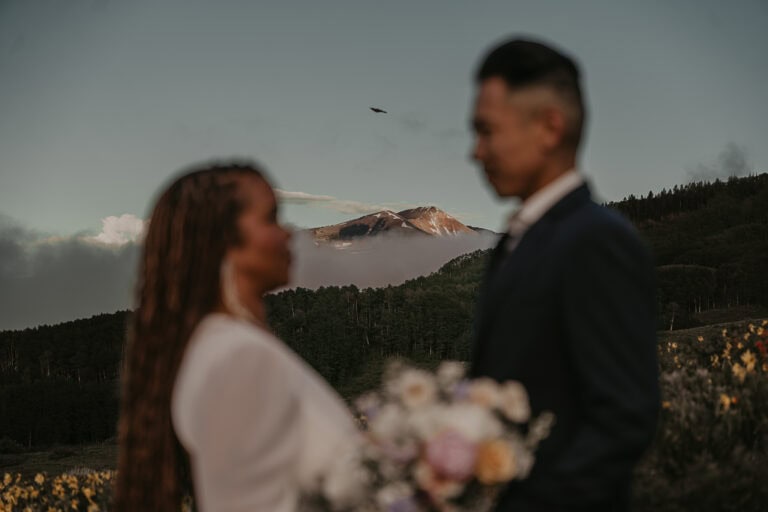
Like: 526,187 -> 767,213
185,313 -> 285,366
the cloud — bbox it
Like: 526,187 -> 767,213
284,230 -> 498,290
687,143 -> 753,181
276,189 -> 416,215
0,212 -> 496,330
0,214 -> 140,331
85,214 -> 146,246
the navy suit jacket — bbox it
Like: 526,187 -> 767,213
470,183 -> 659,511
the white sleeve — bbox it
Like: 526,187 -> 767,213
182,342 -> 301,512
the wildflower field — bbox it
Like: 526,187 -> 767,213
2,319 -> 766,511
633,319 -> 768,511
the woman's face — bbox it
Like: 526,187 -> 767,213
227,177 -> 292,294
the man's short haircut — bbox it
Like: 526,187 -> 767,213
476,38 -> 586,149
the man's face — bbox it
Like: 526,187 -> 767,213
471,77 -> 548,200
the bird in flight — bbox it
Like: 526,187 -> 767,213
370,107 -> 387,114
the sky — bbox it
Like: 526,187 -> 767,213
0,0 -> 767,329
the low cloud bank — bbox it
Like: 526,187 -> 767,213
0,213 -> 496,331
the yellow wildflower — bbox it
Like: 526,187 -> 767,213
711,354 -> 720,367
661,401 -> 671,409
71,499 -> 79,510
722,328 -> 728,337
697,335 -> 704,343
732,362 -> 747,383
719,393 -> 731,411
758,327 -> 765,336
3,474 -> 12,486
762,320 -> 767,327
741,350 -> 757,372
34,474 -> 45,486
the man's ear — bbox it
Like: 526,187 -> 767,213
537,105 -> 567,151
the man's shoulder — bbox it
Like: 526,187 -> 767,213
554,200 -> 644,251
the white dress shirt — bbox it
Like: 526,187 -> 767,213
505,169 -> 585,252
172,313 -> 358,512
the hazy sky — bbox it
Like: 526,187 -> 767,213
1,0 -> 767,330
1,0 -> 766,237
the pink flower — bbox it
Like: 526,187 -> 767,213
424,429 -> 477,481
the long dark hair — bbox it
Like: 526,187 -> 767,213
113,162 -> 266,511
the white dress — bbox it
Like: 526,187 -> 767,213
172,313 -> 359,512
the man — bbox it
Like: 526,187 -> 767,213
469,38 -> 659,511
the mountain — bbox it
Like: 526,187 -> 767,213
397,206 -> 475,236
309,206 -> 476,245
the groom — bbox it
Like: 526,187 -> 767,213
469,38 -> 659,511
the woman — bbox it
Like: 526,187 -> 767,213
113,162 -> 358,511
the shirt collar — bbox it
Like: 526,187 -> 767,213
507,169 -> 584,236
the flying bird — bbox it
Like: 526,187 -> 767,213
370,107 -> 387,114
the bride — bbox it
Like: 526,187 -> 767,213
113,162 -> 358,511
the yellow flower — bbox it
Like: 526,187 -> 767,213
762,320 -> 767,327
749,323 -> 756,333
758,327 -> 765,336
661,401 -> 671,409
82,487 -> 94,500
741,350 -> 757,373
719,393 -> 731,412
722,328 -> 728,337
732,363 -> 747,383
475,440 -> 517,484
34,474 -> 45,486
3,474 -> 11,486
71,499 -> 79,510
697,336 -> 704,343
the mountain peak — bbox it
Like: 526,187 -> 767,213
308,205 -> 477,245
397,206 -> 473,236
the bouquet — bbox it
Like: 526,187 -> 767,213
314,360 -> 555,512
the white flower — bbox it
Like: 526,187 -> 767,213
440,403 -> 502,443
370,403 -> 407,440
321,446 -> 369,508
437,361 -> 466,388
392,368 -> 438,409
498,381 -> 531,423
408,405 -> 445,440
468,378 -> 501,408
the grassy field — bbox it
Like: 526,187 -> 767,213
0,441 -> 117,479
3,313 -> 766,510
